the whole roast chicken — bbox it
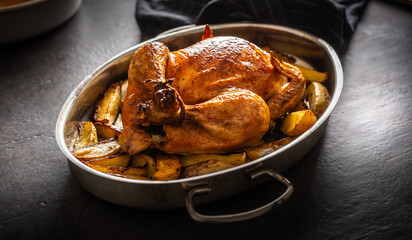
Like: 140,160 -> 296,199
120,26 -> 305,155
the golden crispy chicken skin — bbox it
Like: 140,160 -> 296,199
120,26 -> 304,155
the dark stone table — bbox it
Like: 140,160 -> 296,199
0,0 -> 411,239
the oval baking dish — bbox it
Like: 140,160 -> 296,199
56,23 -> 343,223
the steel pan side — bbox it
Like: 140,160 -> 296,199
66,119 -> 328,209
56,23 -> 343,209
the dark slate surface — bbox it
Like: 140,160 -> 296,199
0,0 -> 411,239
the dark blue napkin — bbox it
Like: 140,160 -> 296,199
135,0 -> 368,52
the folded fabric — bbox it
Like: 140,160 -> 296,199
135,0 -> 368,51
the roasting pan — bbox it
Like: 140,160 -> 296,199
56,23 -> 343,223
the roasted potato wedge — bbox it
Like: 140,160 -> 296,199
130,153 -> 157,179
113,113 -> 123,130
280,110 -> 317,136
153,154 -> 181,181
87,164 -> 147,179
180,152 -> 246,167
121,80 -> 128,100
95,122 -> 122,139
129,153 -> 149,167
294,64 -> 327,83
94,81 -> 122,124
181,160 -> 236,178
74,121 -> 98,149
86,153 -> 130,167
71,138 -> 121,161
246,137 -> 296,160
307,82 -> 331,117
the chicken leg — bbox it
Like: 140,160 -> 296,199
158,89 -> 270,154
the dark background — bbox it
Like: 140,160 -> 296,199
0,0 -> 411,239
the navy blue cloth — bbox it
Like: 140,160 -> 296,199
135,0 -> 368,51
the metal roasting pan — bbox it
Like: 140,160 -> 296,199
56,23 -> 343,223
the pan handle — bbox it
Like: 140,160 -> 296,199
185,169 -> 293,223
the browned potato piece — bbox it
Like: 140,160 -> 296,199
180,153 -> 246,167
153,154 -> 181,181
181,160 -> 236,178
74,121 -> 98,149
246,137 -> 296,160
86,153 -> 130,167
87,164 -> 147,179
307,82 -> 331,117
121,80 -> 128,100
71,138 -> 121,161
280,110 -> 317,136
113,113 -> 123,130
94,81 -> 122,124
129,153 -> 148,167
130,154 -> 157,179
144,155 -> 157,179
95,122 -> 122,139
294,64 -> 327,83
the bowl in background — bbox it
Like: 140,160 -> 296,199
0,0 -> 82,44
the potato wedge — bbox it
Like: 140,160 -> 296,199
129,153 -> 149,167
71,138 -> 121,161
307,82 -> 331,117
246,137 -> 296,160
114,113 -> 123,130
181,160 -> 235,178
121,80 -> 128,100
153,154 -> 181,181
87,164 -> 147,179
180,152 -> 246,167
294,64 -> 327,83
86,153 -> 130,167
94,81 -> 122,124
95,122 -> 122,139
130,153 -> 157,179
280,110 -> 317,136
74,121 -> 98,149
